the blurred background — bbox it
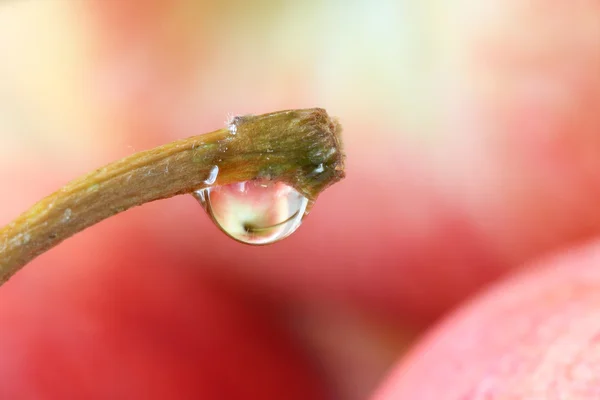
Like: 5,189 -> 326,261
0,1 -> 599,399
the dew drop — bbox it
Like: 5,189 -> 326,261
193,180 -> 309,245
228,123 -> 237,135
204,165 -> 219,185
62,208 -> 73,223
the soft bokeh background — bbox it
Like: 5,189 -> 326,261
1,1 -> 599,399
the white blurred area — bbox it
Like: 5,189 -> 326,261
0,1 -> 444,164
0,1 -> 104,161
1,0 -> 597,170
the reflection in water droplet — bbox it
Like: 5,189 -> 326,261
204,165 -> 219,185
193,180 -> 309,245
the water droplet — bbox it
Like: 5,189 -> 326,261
204,165 -> 219,185
62,208 -> 73,223
228,123 -> 237,135
193,180 -> 309,245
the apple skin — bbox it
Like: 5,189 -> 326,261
372,239 -> 600,399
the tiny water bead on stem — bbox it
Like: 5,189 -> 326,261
0,108 -> 345,285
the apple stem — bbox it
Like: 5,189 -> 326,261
0,108 -> 345,285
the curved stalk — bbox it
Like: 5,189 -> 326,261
0,108 -> 345,284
